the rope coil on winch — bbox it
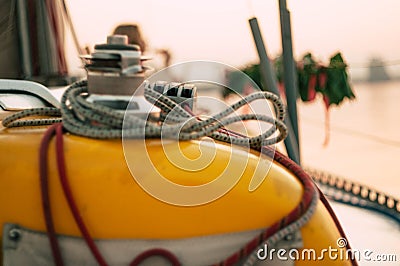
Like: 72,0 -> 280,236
2,79 -> 361,265
39,122 -> 322,266
2,79 -> 288,150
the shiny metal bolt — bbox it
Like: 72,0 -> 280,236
107,35 -> 128,45
8,228 -> 21,241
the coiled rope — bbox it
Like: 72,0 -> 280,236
216,148 -> 358,266
3,80 -> 359,265
2,80 -> 287,150
40,123 -> 325,266
243,188 -> 319,265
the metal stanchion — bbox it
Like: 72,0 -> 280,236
249,17 -> 300,164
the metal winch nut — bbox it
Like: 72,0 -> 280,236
147,81 -> 197,111
83,35 -> 149,96
8,227 -> 21,241
107,35 -> 128,45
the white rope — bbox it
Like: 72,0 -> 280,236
243,187 -> 319,265
2,80 -> 288,149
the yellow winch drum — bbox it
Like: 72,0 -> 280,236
0,126 -> 352,265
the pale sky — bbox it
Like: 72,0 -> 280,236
66,0 -> 400,78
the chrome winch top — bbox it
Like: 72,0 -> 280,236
82,35 -> 150,95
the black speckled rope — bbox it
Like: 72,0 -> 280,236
2,107 -> 62,127
2,80 -> 288,149
143,83 -> 287,149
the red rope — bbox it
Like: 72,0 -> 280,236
274,149 -> 358,266
318,186 -> 358,265
39,123 -> 64,266
130,248 -> 181,266
54,124 -> 108,266
39,122 -> 356,266
274,150 -> 358,266
214,147 -> 315,266
274,151 -> 358,266
215,147 -> 358,266
39,124 -> 108,265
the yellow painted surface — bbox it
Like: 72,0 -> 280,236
0,126 -> 351,265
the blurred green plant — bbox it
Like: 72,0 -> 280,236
228,52 -> 356,146
236,52 -> 355,108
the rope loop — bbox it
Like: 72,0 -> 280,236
2,80 -> 288,148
